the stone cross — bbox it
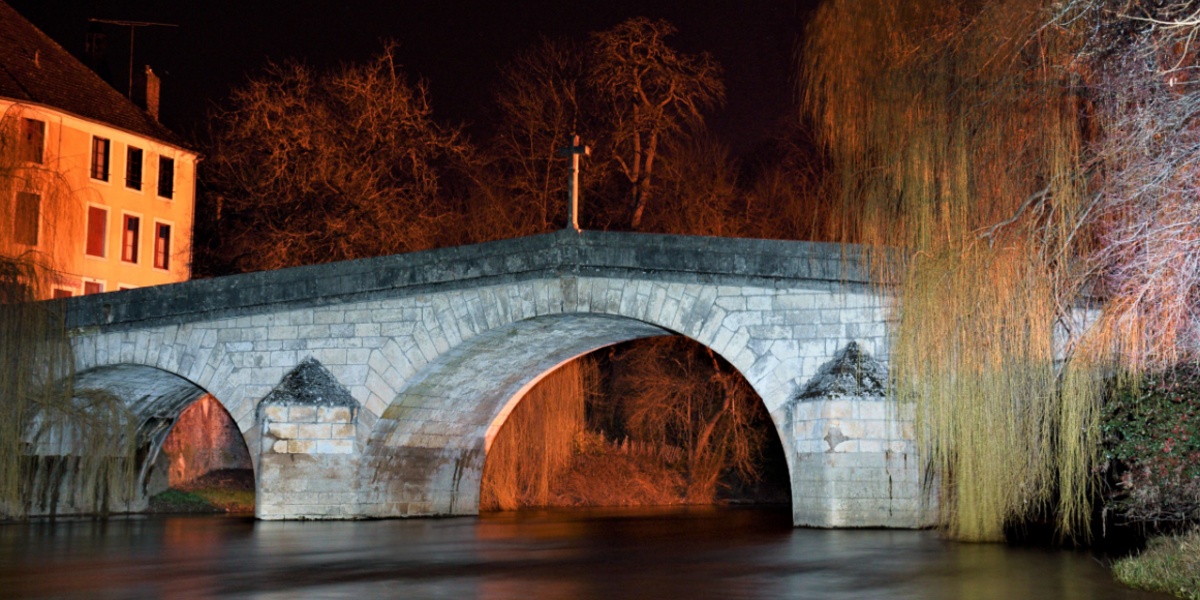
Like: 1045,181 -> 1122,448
557,134 -> 591,231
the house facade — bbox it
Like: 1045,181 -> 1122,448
1,1 -> 197,298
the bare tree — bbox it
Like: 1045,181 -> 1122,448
1057,0 -> 1200,372
489,38 -> 591,234
589,18 -> 724,229
602,337 -> 766,502
201,44 -> 474,274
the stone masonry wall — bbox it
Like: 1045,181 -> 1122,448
62,231 -> 926,526
256,359 -> 360,519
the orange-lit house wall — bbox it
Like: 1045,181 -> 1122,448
2,99 -> 197,297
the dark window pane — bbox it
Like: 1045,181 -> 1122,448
91,137 -> 110,181
126,147 -> 143,190
157,156 -> 174,198
21,119 -> 44,164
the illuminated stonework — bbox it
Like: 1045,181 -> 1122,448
63,231 -> 930,527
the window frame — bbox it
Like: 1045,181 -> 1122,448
153,220 -> 172,271
157,155 -> 175,199
90,136 -> 111,182
82,279 -> 105,295
85,204 -> 109,258
125,146 -> 143,191
121,212 -> 141,264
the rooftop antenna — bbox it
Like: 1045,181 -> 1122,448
88,18 -> 177,99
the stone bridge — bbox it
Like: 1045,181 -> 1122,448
62,230 -> 931,528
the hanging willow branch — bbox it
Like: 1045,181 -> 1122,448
0,107 -> 140,518
802,0 -> 1104,542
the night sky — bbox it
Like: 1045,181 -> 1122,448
9,0 -> 815,153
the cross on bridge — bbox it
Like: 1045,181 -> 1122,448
557,134 -> 591,231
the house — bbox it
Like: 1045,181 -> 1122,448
0,1 -> 197,298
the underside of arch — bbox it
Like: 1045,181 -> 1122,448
359,313 -> 670,517
33,364 -> 237,513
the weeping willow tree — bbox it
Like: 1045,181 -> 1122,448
802,0 -> 1107,541
480,358 -> 594,511
0,106 -> 139,518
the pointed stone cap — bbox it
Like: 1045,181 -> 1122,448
260,357 -> 358,408
798,341 -> 888,400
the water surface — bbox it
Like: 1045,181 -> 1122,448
0,507 -> 1170,599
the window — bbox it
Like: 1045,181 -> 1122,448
14,191 -> 39,246
121,214 -> 139,263
126,147 -> 143,190
91,137 -> 110,181
20,118 -> 44,164
86,205 -> 107,257
52,288 -> 73,298
83,281 -> 103,295
154,222 -> 171,270
157,156 -> 174,198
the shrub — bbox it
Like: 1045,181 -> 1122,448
1103,367 -> 1200,524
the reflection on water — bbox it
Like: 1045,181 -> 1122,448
0,507 -> 1170,599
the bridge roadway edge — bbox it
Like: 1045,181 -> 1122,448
62,230 -> 872,332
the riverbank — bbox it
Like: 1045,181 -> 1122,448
148,469 -> 254,514
1113,529 -> 1200,600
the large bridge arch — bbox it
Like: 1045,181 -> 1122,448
357,313 -> 729,516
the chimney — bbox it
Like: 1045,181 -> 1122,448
143,65 -> 160,121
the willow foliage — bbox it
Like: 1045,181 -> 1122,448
480,358 -> 593,510
802,0 -> 1103,541
0,107 -> 138,518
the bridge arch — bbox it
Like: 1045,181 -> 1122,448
29,363 -> 252,514
358,313 -> 774,516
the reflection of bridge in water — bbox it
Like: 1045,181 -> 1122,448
63,230 -> 930,527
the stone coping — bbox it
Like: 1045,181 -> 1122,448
62,230 -> 878,331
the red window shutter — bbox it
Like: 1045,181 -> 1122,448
86,206 -> 107,257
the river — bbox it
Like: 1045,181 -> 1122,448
0,507 -> 1171,599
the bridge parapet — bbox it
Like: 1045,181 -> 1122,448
63,230 -> 873,332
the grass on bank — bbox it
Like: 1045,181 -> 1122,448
1113,529 -> 1200,600
149,488 -> 255,514
148,469 -> 255,514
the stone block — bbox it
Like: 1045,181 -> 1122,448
289,406 -> 317,422
316,439 -> 354,454
298,424 -> 331,439
267,423 -> 298,439
820,401 -> 853,419
287,440 -> 316,453
319,406 -> 353,424
263,405 -> 289,422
